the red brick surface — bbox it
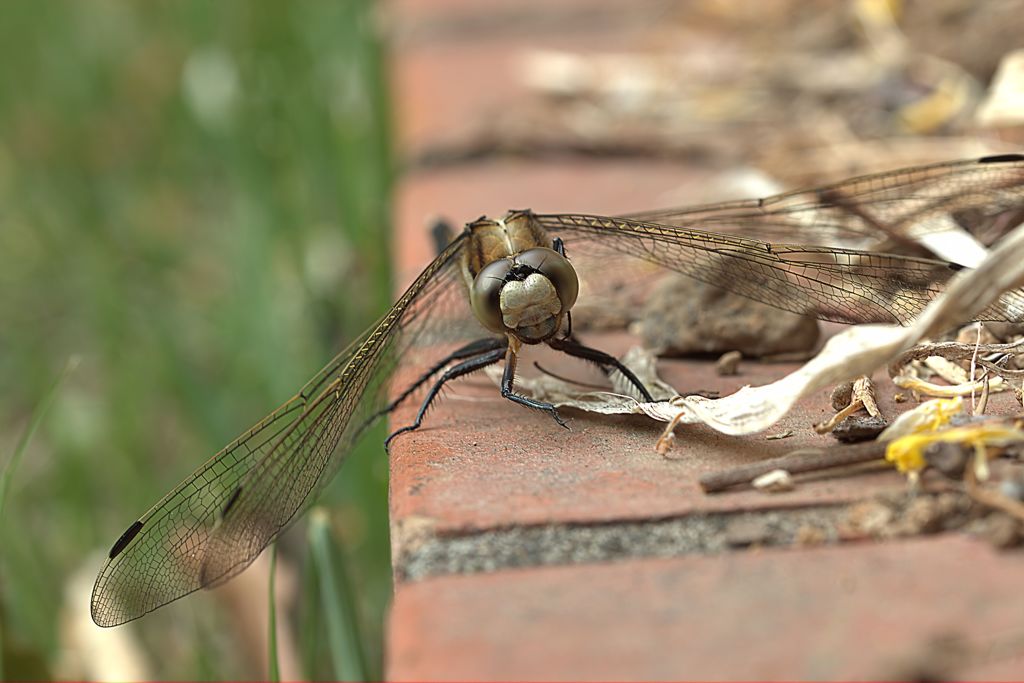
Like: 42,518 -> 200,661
388,536 -> 1024,681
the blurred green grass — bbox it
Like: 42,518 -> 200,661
0,0 -> 392,678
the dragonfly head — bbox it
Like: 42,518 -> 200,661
470,246 -> 579,344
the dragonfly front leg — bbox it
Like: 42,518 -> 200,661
383,336 -> 507,415
385,344 -> 507,450
501,342 -> 569,429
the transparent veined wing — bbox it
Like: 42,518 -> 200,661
541,213 -> 957,325
625,155 -> 1024,250
90,231 -> 485,627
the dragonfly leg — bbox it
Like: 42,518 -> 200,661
546,336 -> 655,402
382,336 -> 507,416
385,345 -> 507,449
501,343 -> 569,429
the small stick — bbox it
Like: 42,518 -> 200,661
699,441 -> 887,493
656,410 -> 688,456
814,401 -> 865,434
974,375 -> 991,416
970,322 -> 982,414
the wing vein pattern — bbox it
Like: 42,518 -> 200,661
91,232 -> 476,626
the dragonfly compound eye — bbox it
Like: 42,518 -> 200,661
515,247 -> 579,313
498,247 -> 580,343
470,257 -> 514,334
469,248 -> 580,342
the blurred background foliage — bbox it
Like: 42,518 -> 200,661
0,0 -> 392,679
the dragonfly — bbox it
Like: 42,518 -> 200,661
91,154 -> 1024,626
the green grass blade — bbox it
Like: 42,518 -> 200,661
308,508 -> 370,681
268,543 -> 280,683
0,356 -> 78,519
0,356 -> 78,681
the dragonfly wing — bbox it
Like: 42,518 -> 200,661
91,232 -> 479,627
538,212 -> 1024,325
625,155 -> 1024,250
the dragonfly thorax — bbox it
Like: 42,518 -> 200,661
470,246 -> 579,343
